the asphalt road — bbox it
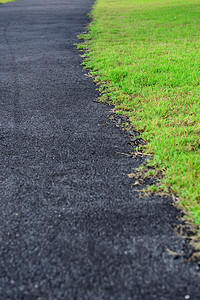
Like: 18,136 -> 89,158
0,0 -> 200,299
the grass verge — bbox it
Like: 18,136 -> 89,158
78,0 -> 200,231
0,0 -> 17,3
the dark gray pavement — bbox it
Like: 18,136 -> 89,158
0,0 -> 200,299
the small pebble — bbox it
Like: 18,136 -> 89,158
129,131 -> 136,136
185,295 -> 190,300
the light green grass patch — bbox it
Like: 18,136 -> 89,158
0,0 -> 17,3
79,0 -> 200,228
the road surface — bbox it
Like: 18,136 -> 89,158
0,0 -> 199,298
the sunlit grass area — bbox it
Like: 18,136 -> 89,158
0,0 -> 17,3
78,0 -> 200,228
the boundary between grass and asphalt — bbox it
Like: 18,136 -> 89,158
77,0 -> 200,247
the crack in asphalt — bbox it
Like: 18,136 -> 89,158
0,0 -> 200,299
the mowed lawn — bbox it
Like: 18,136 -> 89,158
79,0 -> 200,228
0,0 -> 16,3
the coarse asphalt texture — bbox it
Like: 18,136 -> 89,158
0,0 -> 200,299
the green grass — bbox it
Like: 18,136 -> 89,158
0,0 -> 17,3
78,0 -> 200,228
